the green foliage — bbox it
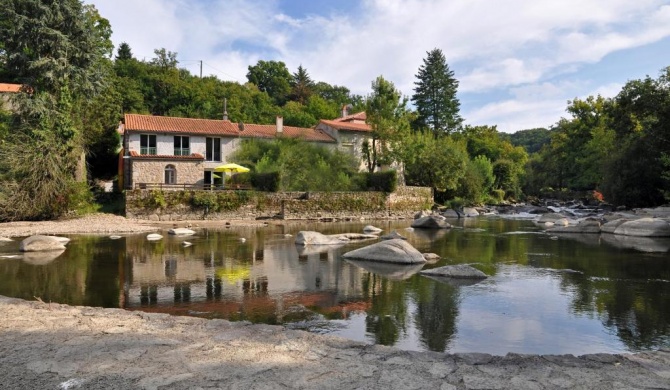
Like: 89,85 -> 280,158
289,65 -> 314,104
411,48 -> 462,135
250,172 -> 280,192
232,138 -> 360,191
402,131 -> 469,192
504,128 -> 551,154
366,171 -> 398,193
364,76 -> 412,172
455,156 -> 495,204
246,60 -> 292,105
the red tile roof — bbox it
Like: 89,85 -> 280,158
125,114 -> 239,136
0,83 -> 22,93
129,150 -> 205,160
334,111 -> 367,123
318,119 -> 372,132
239,123 -> 336,143
124,114 -> 336,143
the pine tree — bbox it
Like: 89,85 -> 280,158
116,42 -> 134,61
411,48 -> 463,136
290,65 -> 314,105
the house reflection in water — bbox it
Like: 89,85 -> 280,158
121,233 -> 372,323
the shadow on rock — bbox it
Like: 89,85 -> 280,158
601,234 -> 670,253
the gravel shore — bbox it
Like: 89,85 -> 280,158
0,213 -> 270,238
1,296 -> 669,390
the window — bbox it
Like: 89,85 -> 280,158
140,134 -> 157,155
206,137 -> 221,161
165,165 -> 176,184
174,136 -> 190,156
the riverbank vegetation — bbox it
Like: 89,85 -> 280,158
1,1 -> 668,221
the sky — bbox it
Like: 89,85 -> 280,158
86,0 -> 670,133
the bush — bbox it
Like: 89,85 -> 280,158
251,171 -> 280,192
490,189 -> 505,203
366,170 -> 397,193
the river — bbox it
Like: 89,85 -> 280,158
1,217 -> 669,355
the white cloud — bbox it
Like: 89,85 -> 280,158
86,0 -> 670,131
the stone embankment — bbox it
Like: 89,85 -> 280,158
1,296 -> 669,390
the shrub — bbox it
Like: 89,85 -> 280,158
366,170 -> 397,193
251,172 -> 280,192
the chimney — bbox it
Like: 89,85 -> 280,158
276,116 -> 283,135
341,103 -> 352,118
223,98 -> 229,120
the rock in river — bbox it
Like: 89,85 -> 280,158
295,231 -> 349,245
168,228 -> 195,236
411,215 -> 452,229
547,220 -> 601,234
420,264 -> 487,279
19,235 -> 67,252
609,218 -> 670,237
342,239 -> 427,264
363,225 -> 383,234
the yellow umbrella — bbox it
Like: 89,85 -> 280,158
214,163 -> 250,175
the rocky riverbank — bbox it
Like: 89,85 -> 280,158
0,213 -> 271,238
1,296 -> 669,389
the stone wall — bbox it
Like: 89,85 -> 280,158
130,160 -> 203,188
125,186 -> 432,221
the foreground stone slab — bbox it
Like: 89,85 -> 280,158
1,295 -> 668,390
342,239 -> 427,264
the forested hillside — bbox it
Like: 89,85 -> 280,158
1,1 -> 669,221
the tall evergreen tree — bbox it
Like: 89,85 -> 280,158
290,65 -> 314,104
115,42 -> 134,61
411,48 -> 462,136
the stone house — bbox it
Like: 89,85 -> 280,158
119,114 -> 340,189
315,110 -> 372,172
0,83 -> 23,111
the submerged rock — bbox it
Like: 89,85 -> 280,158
168,228 -> 195,236
547,220 -> 601,234
295,231 -> 349,245
422,253 -> 441,264
420,264 -> 487,279
411,216 -> 452,229
380,231 -> 407,240
19,235 -> 67,252
363,225 -> 383,234
22,250 -> 66,265
342,239 -> 426,264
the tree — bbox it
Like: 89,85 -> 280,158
289,65 -> 314,104
364,76 -> 411,173
115,42 -> 133,61
0,0 -> 114,220
246,60 -> 291,105
411,48 -> 462,136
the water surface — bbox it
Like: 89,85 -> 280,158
1,218 -> 669,355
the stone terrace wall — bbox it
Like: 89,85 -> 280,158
125,186 -> 432,221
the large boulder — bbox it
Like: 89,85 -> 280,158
295,231 -> 349,245
611,218 -> 670,237
411,215 -> 452,229
600,218 -> 630,233
19,235 -> 67,252
420,264 -> 487,279
547,220 -> 601,234
342,239 -> 427,264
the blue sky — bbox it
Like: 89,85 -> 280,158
87,0 -> 670,132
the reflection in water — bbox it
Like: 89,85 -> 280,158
0,219 -> 669,354
345,260 -> 425,281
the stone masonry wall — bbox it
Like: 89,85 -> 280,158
130,160 -> 203,188
125,186 -> 432,221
